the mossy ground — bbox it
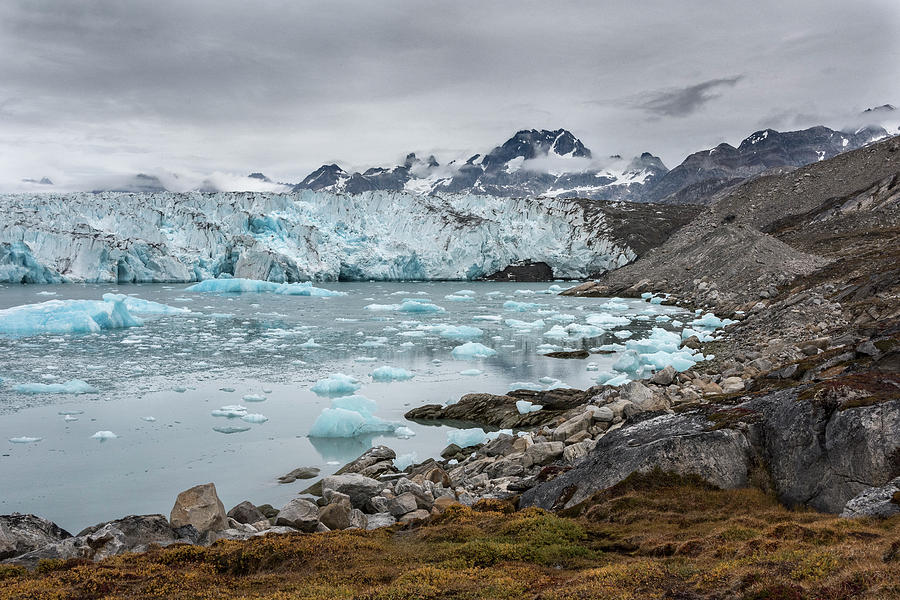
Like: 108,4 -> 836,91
2,474 -> 898,599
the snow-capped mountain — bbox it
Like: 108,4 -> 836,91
293,129 -> 670,202
0,190 -> 692,284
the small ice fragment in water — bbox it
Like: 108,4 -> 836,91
141,416 -> 156,422
90,431 -> 118,441
311,373 -> 361,397
299,338 -> 322,349
213,425 -> 251,434
447,428 -> 487,448
516,400 -> 543,414
394,452 -> 419,470
240,413 -> 268,424
211,405 -> 248,418
371,366 -> 414,382
450,342 -> 497,360
459,369 -> 482,376
15,380 -> 98,395
9,436 -> 42,443
242,394 -> 266,402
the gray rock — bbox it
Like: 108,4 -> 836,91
650,365 -> 676,386
348,509 -> 368,530
399,509 -> 430,523
274,499 -> 319,532
335,446 -> 397,478
841,478 -> 900,519
550,411 -> 593,442
322,473 -> 386,509
388,492 -> 419,517
277,467 -> 320,483
617,382 -> 655,410
365,513 -> 397,530
318,503 -> 351,530
0,514 -> 71,561
170,483 -> 228,532
590,405 -> 615,422
366,496 -> 390,514
525,441 -> 565,466
7,515 -> 182,568
227,501 -> 265,525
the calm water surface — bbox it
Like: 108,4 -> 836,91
0,281 -> 687,531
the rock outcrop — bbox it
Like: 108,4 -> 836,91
169,483 -> 228,533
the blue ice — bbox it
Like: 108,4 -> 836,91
15,379 -> 98,395
371,366 -> 415,382
451,342 -> 497,359
0,298 -> 142,337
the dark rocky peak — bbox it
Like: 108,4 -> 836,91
480,129 -> 592,172
248,172 -> 271,182
465,154 -> 481,165
402,153 -> 439,169
22,177 -> 54,185
626,152 -> 668,174
296,164 -> 347,190
98,173 -> 168,193
863,104 -> 895,114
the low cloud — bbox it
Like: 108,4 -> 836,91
635,76 -> 743,117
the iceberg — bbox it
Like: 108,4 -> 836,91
394,452 -> 419,471
9,436 -> 42,444
459,368 -> 482,376
274,282 -> 347,297
397,300 -> 445,313
0,298 -> 142,337
15,379 -> 98,395
371,366 -> 415,382
504,318 -> 545,330
240,413 -> 269,424
516,400 -> 543,414
308,408 -> 394,438
472,315 -> 502,322
447,428 -> 488,448
101,293 -> 189,315
186,278 -> 280,293
421,324 -> 484,339
585,312 -> 631,328
690,312 -> 736,328
211,405 -> 248,418
213,425 -> 251,434
90,431 -> 118,441
503,300 -> 546,312
331,395 -> 378,414
450,342 -> 497,359
508,381 -> 544,391
444,294 -> 474,302
310,373 -> 361,397
299,338 -> 323,349
242,394 -> 266,402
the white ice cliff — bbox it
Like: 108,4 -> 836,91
0,190 -> 636,283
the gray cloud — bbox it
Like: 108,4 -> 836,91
635,76 -> 743,117
0,0 -> 898,190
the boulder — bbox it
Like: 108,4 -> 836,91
399,509 -> 430,523
365,513 -> 397,530
841,478 -> 900,519
318,503 -> 351,530
348,509 -> 368,530
321,473 -> 385,509
650,365 -> 676,386
525,441 -> 565,466
720,376 -> 745,393
277,467 -> 320,483
7,515 -> 183,568
335,446 -> 397,478
388,492 -> 419,517
227,501 -> 265,525
170,483 -> 228,533
617,382 -> 656,410
422,466 -> 452,487
274,499 -> 319,532
550,411 -> 593,442
0,514 -> 71,561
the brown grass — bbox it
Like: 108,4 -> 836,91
2,473 -> 898,599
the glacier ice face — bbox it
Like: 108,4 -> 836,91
14,379 -> 98,395
0,190 -> 636,283
0,298 -> 143,337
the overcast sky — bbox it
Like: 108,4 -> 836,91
1,0 -> 898,190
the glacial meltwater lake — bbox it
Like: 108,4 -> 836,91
0,281 -> 690,532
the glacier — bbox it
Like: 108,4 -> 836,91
0,190 -> 636,283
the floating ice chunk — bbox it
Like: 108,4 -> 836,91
538,376 -> 557,384
394,452 -> 419,471
605,374 -> 631,386
394,426 -> 416,438
564,323 -> 605,338
207,313 -> 234,319
364,303 -> 399,311
515,400 -> 543,414
241,413 -> 269,424
690,313 -> 736,329
398,300 -> 444,313
211,405 -> 248,418
459,369 -> 482,376
398,330 -> 427,338
546,380 -> 574,390
274,282 -> 347,297
242,394 -> 266,402
451,342 -> 497,359
101,293 -> 189,315
64,415 -> 78,422
308,407 -> 397,438
311,373 -> 361,397
186,278 -> 280,293
514,289 -> 535,295
58,410 -> 84,415
15,380 -> 98,395
601,300 -> 629,311
371,366 -> 414,382
536,343 -> 563,354
505,318 -> 545,330
594,371 -> 619,385
503,300 -> 546,312
472,315 -> 501,322
546,313 -> 576,322
360,338 -> 387,348
650,296 -> 664,305
485,291 -> 504,296
0,298 -> 142,337
655,315 -> 671,322
508,381 -> 544,391
455,289 -> 476,296
626,328 -> 682,354
543,325 -> 569,339
90,431 -> 118,441
613,330 -> 633,339
141,416 -> 156,422
639,351 -> 697,372
640,292 -> 653,299
682,327 -> 716,341
613,350 -> 643,374
585,312 -> 631,328
447,428 -> 487,448
36,291 -> 57,296
354,356 -> 377,362
220,387 -> 236,392
9,436 -> 42,444
213,425 -> 251,434
423,324 -> 484,339
486,429 -> 513,441
444,294 -> 473,302
299,338 -> 323,349
585,363 -> 599,371
332,395 -> 378,414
